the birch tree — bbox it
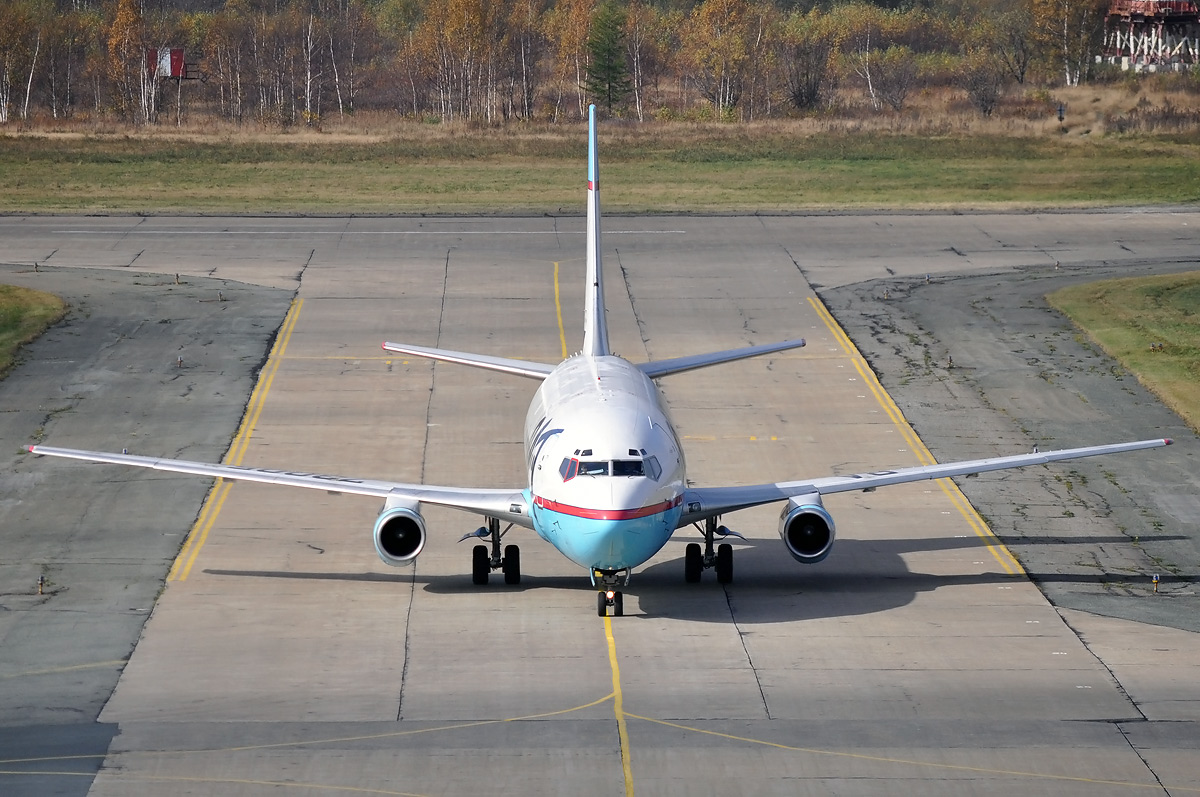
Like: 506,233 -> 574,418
682,0 -> 753,116
1032,0 -> 1108,85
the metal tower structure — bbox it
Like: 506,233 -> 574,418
1104,1 -> 1200,70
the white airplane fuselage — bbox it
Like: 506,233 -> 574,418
524,354 -> 686,573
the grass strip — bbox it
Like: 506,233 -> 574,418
2,132 -> 1198,214
0,285 -> 66,375
1047,271 -> 1200,433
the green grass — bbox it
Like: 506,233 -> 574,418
1048,272 -> 1200,432
2,130 -> 1198,214
0,285 -> 66,375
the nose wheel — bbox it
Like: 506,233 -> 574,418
598,589 -> 623,617
593,569 -> 629,616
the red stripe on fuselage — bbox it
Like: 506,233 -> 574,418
534,494 -> 680,521
588,180 -> 597,190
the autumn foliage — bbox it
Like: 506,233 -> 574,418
0,0 -> 1163,127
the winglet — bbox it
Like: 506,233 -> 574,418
583,104 -> 611,358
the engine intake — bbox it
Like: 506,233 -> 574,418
373,501 -> 427,566
778,494 -> 836,564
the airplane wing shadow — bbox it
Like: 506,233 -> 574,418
202,532 -> 1182,624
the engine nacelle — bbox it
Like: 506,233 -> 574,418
373,500 -> 427,566
778,494 -> 836,564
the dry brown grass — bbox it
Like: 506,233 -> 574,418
2,83 -> 1197,214
11,84 -> 1199,145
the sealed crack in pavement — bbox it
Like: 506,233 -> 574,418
821,259 -> 1200,633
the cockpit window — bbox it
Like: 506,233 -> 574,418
561,456 -> 661,480
644,456 -> 662,481
612,460 -> 644,477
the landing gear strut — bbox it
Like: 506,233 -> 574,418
469,517 -> 520,585
684,517 -> 735,584
594,569 -> 629,617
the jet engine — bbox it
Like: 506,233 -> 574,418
778,494 -> 836,564
373,499 -> 427,566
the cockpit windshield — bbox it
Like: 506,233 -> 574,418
559,455 -> 662,481
577,461 -> 609,476
612,460 -> 644,477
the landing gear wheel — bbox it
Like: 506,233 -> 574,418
597,591 -> 608,617
472,544 -> 489,585
684,542 -> 702,583
715,543 -> 733,584
613,591 -> 624,617
503,544 -> 521,585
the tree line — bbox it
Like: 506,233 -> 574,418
0,0 -> 1119,126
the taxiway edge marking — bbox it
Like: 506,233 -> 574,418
806,296 -> 1024,575
168,298 -> 304,582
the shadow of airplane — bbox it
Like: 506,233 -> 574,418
203,529 -> 1189,624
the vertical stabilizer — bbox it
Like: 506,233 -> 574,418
583,104 -> 611,357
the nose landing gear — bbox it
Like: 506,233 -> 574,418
593,568 -> 630,617
598,589 -> 623,617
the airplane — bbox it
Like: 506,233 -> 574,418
28,105 -> 1172,617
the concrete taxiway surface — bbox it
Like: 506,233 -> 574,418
1,212 -> 1197,796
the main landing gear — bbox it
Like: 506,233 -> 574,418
463,517 -> 520,586
594,569 -> 630,617
685,517 -> 738,585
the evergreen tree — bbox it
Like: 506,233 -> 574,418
583,1 -> 631,114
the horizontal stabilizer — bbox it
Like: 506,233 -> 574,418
639,338 -> 807,379
382,342 -> 554,380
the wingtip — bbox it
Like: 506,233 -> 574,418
1164,438 -> 1174,446
26,444 -> 35,453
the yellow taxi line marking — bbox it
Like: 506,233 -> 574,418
554,261 -> 569,359
0,772 -> 429,796
556,255 -> 631,791
168,298 -> 304,582
605,616 -> 635,797
806,296 -> 1023,575
0,659 -> 127,680
625,713 -> 1192,792
0,692 -> 617,766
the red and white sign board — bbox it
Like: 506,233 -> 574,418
146,48 -> 185,78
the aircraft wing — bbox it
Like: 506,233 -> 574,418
678,438 -> 1172,525
26,445 -> 533,528
639,338 -> 807,379
382,342 -> 554,380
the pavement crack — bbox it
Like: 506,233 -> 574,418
1114,719 -> 1172,795
725,586 -> 771,720
418,249 -> 451,485
1056,608 -> 1147,721
614,249 -> 651,362
396,564 -> 417,722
